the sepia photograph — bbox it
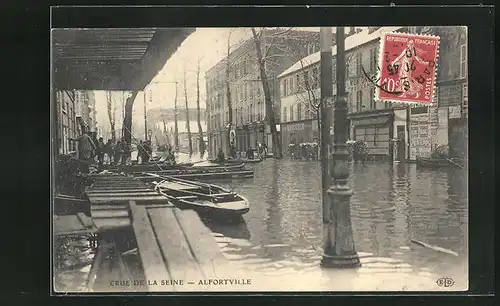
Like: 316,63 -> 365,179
51,25 -> 469,293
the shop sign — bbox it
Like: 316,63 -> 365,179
448,105 -> 461,119
282,122 -> 305,132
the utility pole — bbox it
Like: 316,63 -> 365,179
143,89 -> 148,141
321,27 -> 361,268
174,81 -> 179,152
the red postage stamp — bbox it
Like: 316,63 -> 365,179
376,32 -> 440,104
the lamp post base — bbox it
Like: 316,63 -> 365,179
321,253 -> 361,269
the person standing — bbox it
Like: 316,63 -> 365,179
216,147 -> 225,164
114,140 -> 123,166
137,140 -> 145,164
103,139 -> 113,165
122,141 -> 132,165
96,137 -> 105,169
74,130 -> 96,172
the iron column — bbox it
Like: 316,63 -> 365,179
319,27 -> 334,260
321,27 -> 361,268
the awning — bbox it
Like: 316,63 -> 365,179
351,116 -> 390,127
52,28 -> 194,91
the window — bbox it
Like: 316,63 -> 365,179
283,107 -> 287,122
281,80 -> 285,97
370,88 -> 376,110
370,47 -> 377,71
305,103 -> 310,120
303,70 -> 309,89
226,110 -> 229,124
356,53 -> 363,75
460,44 -> 467,79
290,105 -> 294,121
356,90 -> 363,112
296,74 -> 301,92
297,103 -> 302,120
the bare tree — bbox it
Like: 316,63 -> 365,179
196,56 -> 205,157
106,91 -> 116,143
183,67 -> 193,155
173,81 -> 179,152
251,27 -> 288,159
123,91 -> 140,145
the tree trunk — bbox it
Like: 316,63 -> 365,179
184,73 -> 193,155
251,28 -> 282,158
106,91 -> 116,143
174,83 -> 179,151
196,60 -> 205,156
123,91 -> 139,145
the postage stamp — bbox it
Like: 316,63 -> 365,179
376,32 -> 440,104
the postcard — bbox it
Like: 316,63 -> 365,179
52,25 -> 469,293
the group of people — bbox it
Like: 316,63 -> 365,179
72,129 -> 158,170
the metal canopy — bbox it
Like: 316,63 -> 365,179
52,28 -> 194,91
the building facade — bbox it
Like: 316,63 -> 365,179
205,29 -> 320,157
56,90 -> 97,155
278,26 -> 468,161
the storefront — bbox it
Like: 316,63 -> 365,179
349,110 -> 394,161
281,119 -> 316,157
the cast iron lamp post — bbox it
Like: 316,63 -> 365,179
320,27 -> 361,269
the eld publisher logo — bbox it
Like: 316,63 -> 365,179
436,277 -> 454,287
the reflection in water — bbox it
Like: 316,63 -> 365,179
212,160 -> 468,290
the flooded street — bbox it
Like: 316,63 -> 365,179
203,159 -> 468,291
54,158 -> 468,291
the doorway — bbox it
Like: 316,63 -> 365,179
396,125 -> 406,161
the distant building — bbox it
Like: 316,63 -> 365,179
56,90 -> 97,154
278,26 -> 468,161
205,29 -> 321,157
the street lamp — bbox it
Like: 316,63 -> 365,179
320,27 -> 361,268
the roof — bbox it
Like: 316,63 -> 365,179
52,28 -> 194,91
278,27 -> 404,79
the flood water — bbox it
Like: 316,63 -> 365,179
54,158 -> 468,291
204,159 -> 468,291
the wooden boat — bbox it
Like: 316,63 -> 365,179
144,173 -> 250,218
108,162 -> 194,173
126,163 -> 246,176
416,157 -> 467,170
211,158 -> 262,164
134,168 -> 254,181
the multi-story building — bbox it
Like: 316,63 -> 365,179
205,29 -> 321,157
56,90 -> 97,154
278,26 -> 468,161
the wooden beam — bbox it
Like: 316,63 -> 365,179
129,201 -> 173,291
174,209 -> 230,279
147,207 -> 205,287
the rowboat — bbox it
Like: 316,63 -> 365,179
212,158 -> 262,164
108,162 -> 194,173
127,163 -> 246,176
144,173 -> 250,218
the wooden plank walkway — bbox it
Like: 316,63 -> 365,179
82,173 -> 231,292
